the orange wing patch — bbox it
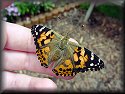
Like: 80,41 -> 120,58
73,47 -> 89,70
52,59 -> 76,77
37,31 -> 54,47
31,25 -> 55,48
73,47 -> 104,73
36,47 -> 50,68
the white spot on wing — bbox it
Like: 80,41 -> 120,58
39,26 -> 45,32
36,25 -> 39,28
91,52 -> 94,60
88,68 -> 90,70
90,63 -> 94,66
34,25 -> 39,31
98,59 -> 101,62
36,32 -> 38,35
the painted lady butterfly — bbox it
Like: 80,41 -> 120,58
31,25 -> 104,77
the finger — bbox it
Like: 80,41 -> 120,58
3,50 -> 74,80
1,22 -> 7,50
2,71 -> 57,91
3,21 -> 36,52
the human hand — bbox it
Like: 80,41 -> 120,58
2,21 -> 73,91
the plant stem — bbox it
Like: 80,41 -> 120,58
84,0 -> 96,23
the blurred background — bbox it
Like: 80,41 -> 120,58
1,0 -> 124,92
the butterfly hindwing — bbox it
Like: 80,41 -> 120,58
52,45 -> 77,77
52,59 -> 76,77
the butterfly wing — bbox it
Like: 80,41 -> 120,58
52,59 -> 75,77
31,25 -> 62,68
73,46 -> 104,73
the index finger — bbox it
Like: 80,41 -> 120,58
3,21 -> 36,53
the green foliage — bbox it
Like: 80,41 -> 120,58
40,1 -> 55,12
96,3 -> 123,20
79,2 -> 90,10
14,2 -> 40,16
79,2 -> 123,20
14,2 -> 27,15
14,1 -> 55,16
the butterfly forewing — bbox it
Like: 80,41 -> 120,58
31,25 -> 59,67
73,47 -> 104,73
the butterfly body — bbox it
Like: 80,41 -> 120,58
31,25 -> 104,77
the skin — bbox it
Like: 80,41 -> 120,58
2,21 -> 76,91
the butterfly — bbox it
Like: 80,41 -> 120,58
31,25 -> 104,77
